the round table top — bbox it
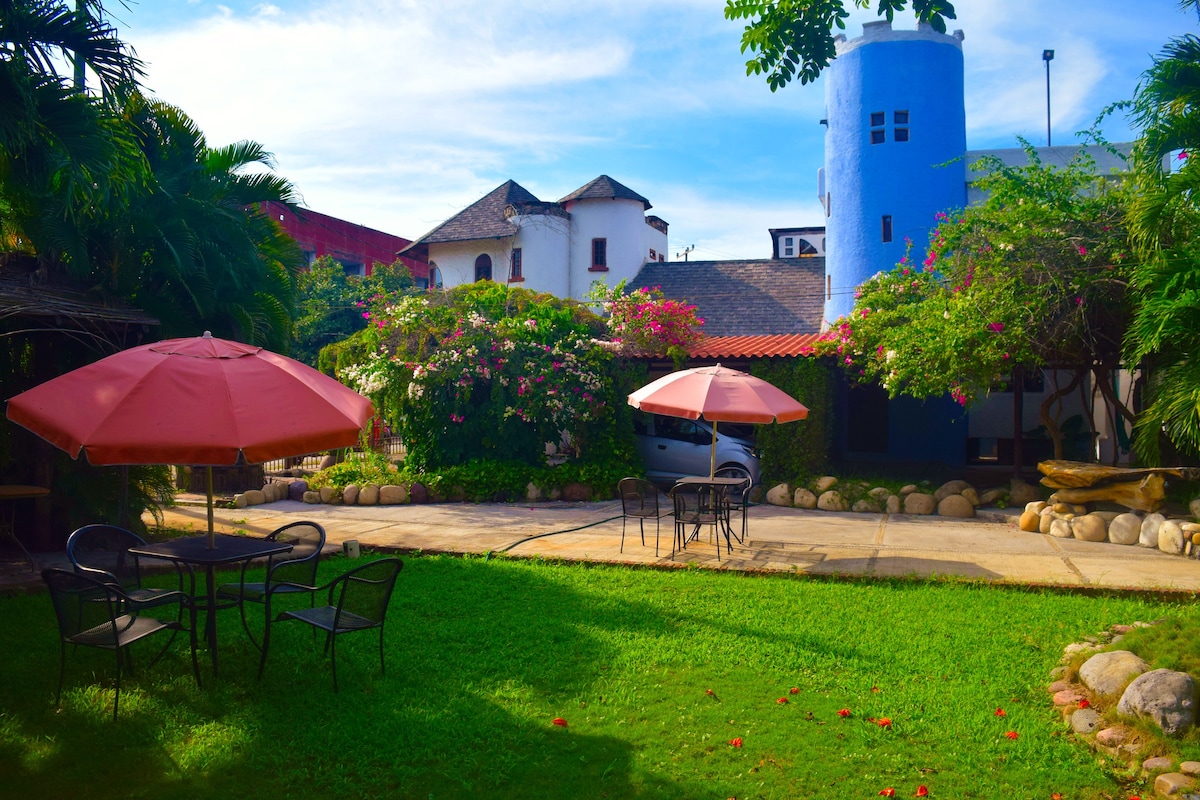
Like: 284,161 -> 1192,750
0,485 -> 51,500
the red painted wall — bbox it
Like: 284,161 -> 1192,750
261,201 -> 427,280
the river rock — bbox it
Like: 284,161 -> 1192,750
899,484 -> 918,495
1160,520 -> 1186,555
1108,513 -> 1142,545
288,480 -> 309,501
1019,510 -> 1041,532
852,499 -> 880,513
1191,498 -> 1200,519
904,492 -> 936,515
1154,773 -> 1196,796
1095,726 -> 1131,748
1079,650 -> 1151,698
526,482 -> 546,502
342,484 -> 360,505
380,484 -> 408,504
815,475 -> 838,492
766,484 -> 792,506
1144,756 -> 1176,773
409,482 -> 428,504
1039,512 -> 1054,534
868,486 -> 890,501
1049,518 -> 1074,538
886,495 -> 901,514
979,487 -> 1006,506
937,494 -> 975,518
358,483 -> 379,505
935,480 -> 973,502
302,490 -> 321,504
1026,500 -> 1049,515
1071,708 -> 1102,734
319,486 -> 338,503
793,487 -> 817,509
1072,513 -> 1108,542
1118,669 -> 1196,737
817,490 -> 848,512
1140,512 -> 1167,548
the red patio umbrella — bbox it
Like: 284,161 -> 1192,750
628,363 -> 808,476
6,332 -> 374,546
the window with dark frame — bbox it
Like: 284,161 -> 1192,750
591,238 -> 607,270
510,248 -> 522,281
882,215 -> 893,243
894,110 -> 909,125
474,254 -> 492,282
870,111 -> 885,126
894,127 -> 909,142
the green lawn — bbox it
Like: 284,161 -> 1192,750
0,554 -> 1190,799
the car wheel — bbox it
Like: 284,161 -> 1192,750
714,464 -> 753,486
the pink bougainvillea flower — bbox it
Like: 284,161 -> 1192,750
1078,246 -> 1087,256
729,737 -> 743,748
552,717 -> 568,728
1079,699 -> 1090,709
877,717 -> 892,728
776,697 -> 789,705
837,708 -> 851,717
995,708 -> 1006,717
915,787 -> 929,798
789,687 -> 800,695
1179,151 -> 1189,159
879,788 -> 895,797
987,322 -> 1004,333
1005,731 -> 1019,740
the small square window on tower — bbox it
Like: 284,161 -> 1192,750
870,111 -> 885,127
870,129 -> 885,144
894,110 -> 909,125
882,215 -> 893,243
894,127 -> 909,142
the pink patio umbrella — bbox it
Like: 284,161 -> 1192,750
6,332 -> 374,546
628,363 -> 808,477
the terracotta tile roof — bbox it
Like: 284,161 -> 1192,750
629,257 -> 825,337
399,180 -> 540,256
560,175 -> 652,210
687,333 -> 820,359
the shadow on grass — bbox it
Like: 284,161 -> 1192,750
4,553 -> 855,799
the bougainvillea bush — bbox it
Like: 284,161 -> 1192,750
329,283 -> 642,473
590,280 -> 704,366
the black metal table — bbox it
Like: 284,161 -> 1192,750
671,476 -> 745,556
129,534 -> 292,677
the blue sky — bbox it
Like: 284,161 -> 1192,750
107,0 -> 1197,262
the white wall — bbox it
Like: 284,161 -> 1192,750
427,239 -> 512,288
511,213 -> 571,296
566,198 -> 650,298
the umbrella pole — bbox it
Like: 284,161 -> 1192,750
710,425 -> 717,478
206,466 -> 215,549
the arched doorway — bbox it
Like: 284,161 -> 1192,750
474,254 -> 492,282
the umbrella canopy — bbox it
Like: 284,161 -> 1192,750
6,332 -> 373,545
628,364 -> 808,477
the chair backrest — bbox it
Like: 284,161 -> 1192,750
332,558 -> 403,630
670,483 -> 717,523
265,521 -> 326,586
65,525 -> 147,591
716,478 -> 751,508
619,478 -> 660,518
42,568 -> 123,646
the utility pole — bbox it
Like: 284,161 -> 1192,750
1043,49 -> 1054,147
676,245 -> 694,262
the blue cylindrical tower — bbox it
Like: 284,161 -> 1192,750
822,20 -> 967,323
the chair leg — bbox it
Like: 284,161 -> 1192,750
330,635 -> 339,693
112,647 -> 123,722
639,517 -> 646,547
653,516 -> 660,557
257,615 -> 275,681
619,516 -> 626,553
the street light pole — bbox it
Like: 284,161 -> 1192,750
1043,49 -> 1055,147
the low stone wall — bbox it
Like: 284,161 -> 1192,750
232,477 -> 597,507
1016,502 -> 1200,556
762,476 -> 1043,519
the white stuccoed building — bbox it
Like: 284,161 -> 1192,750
399,176 -> 668,301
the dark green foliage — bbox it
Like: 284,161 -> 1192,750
750,357 -> 833,482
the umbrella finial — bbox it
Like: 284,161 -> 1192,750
202,331 -> 213,338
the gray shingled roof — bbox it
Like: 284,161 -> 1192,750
400,180 -> 539,255
628,258 -> 826,337
560,175 -> 651,210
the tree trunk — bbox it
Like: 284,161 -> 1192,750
1040,369 -> 1085,461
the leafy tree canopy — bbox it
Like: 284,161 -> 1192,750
724,0 -> 956,90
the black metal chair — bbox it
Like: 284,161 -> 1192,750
216,521 -> 326,650
669,482 -> 731,561
258,557 -> 403,691
41,568 -> 200,721
713,470 -> 753,545
66,524 -> 187,610
618,477 -> 671,556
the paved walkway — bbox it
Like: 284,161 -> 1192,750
6,497 -> 1199,593
135,497 -> 1200,594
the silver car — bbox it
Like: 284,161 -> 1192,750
633,412 -> 761,486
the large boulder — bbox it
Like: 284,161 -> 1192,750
1079,650 -> 1151,699
1159,520 -> 1186,555
937,494 -> 975,518
1118,669 -> 1196,737
885,495 -> 901,514
358,483 -> 380,505
817,490 -> 848,512
342,484 -> 360,505
815,475 -> 839,492
409,482 -> 429,504
1140,512 -> 1166,548
379,484 -> 408,504
1108,513 -> 1142,545
934,480 -> 973,503
1048,518 -> 1073,538
766,484 -> 792,506
288,480 -> 309,502
1018,510 -> 1041,532
1072,513 -> 1108,542
793,487 -> 817,509
904,493 -> 936,515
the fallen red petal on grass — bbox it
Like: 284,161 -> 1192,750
1079,699 -> 1090,709
877,717 -> 892,728
837,708 -> 851,717
878,789 -> 895,797
1051,794 -> 1063,800
994,708 -> 1006,717
789,687 -> 800,694
729,737 -> 743,748
706,688 -> 715,696
915,787 -> 929,798
1005,731 -> 1019,740
872,686 -> 881,693
552,717 -> 568,727
776,697 -> 789,704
